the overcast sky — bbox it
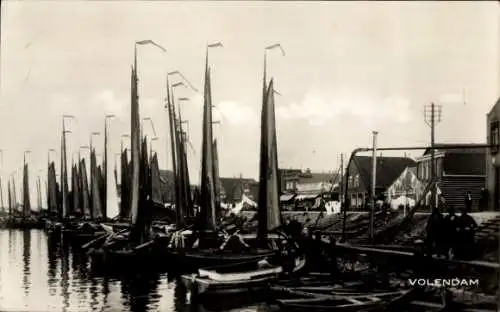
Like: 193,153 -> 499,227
0,1 -> 499,205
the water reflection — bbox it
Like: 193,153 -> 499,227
22,230 -> 31,297
0,229 -> 256,312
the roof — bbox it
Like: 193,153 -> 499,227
487,97 -> 500,117
422,143 -> 487,156
298,172 -> 339,184
352,156 -> 416,189
219,177 -> 258,202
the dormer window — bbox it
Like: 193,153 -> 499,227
491,120 -> 499,154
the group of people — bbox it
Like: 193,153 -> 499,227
425,199 -> 478,260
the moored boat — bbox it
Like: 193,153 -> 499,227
182,256 -> 307,297
273,288 -> 415,311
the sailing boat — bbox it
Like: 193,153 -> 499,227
180,78 -> 307,296
45,160 -> 62,232
168,50 -> 282,270
86,54 -> 167,270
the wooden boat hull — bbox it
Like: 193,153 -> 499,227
183,256 -> 307,298
182,273 -> 277,297
274,289 -> 416,312
169,249 -> 279,270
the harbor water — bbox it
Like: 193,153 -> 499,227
0,229 -> 263,312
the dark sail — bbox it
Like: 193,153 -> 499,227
22,161 -> 31,218
71,164 -> 81,215
177,103 -> 193,219
257,79 -> 282,243
166,79 -> 182,226
79,159 -> 91,218
132,137 -> 152,243
198,50 -> 218,232
181,133 -> 192,218
47,162 -> 58,218
90,150 -> 103,219
12,176 -> 18,215
97,165 -> 105,216
151,152 -> 162,204
130,63 -> 141,225
8,180 -> 12,216
61,125 -> 69,219
213,139 -> 221,217
120,149 -> 130,219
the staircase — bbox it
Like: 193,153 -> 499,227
439,176 -> 485,211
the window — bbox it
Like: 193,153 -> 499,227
491,120 -> 499,154
354,175 -> 359,188
348,176 -> 353,188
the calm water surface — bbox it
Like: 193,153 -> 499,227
0,229 -> 264,312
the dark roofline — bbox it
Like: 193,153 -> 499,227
422,143 -> 487,156
487,97 -> 500,116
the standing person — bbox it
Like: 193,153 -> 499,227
479,188 -> 488,212
455,207 -> 478,260
425,207 -> 444,257
442,205 -> 458,259
464,191 -> 473,213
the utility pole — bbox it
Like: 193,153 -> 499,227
369,131 -> 378,244
424,103 -> 442,211
339,153 -> 344,208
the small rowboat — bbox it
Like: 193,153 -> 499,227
182,256 -> 306,297
275,289 -> 415,312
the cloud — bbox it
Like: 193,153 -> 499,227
276,90 -> 413,126
217,101 -> 259,125
90,90 -> 127,117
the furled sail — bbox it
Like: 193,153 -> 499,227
61,126 -> 69,219
47,162 -> 58,217
105,137 -> 120,220
13,176 -> 19,214
198,51 -> 218,232
90,150 -> 103,219
71,164 -> 81,215
120,149 -> 130,219
181,132 -> 192,217
213,139 -> 220,217
97,165 -> 105,215
8,180 -> 12,216
150,152 -> 162,204
257,79 -> 282,242
166,79 -> 182,225
129,63 -> 141,225
22,159 -> 31,218
79,159 -> 91,218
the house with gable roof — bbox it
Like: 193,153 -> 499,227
345,155 -> 416,210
